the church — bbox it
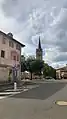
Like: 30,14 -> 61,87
36,36 -> 43,60
21,36 -> 43,80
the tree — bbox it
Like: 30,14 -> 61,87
32,59 -> 44,75
26,56 -> 35,80
21,55 -> 27,72
21,55 -> 56,80
43,63 -> 56,79
25,56 -> 44,80
43,63 -> 49,77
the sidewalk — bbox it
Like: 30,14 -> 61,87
43,84 -> 67,119
22,79 -> 67,84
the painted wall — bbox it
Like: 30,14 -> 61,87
0,33 -> 22,81
0,34 -> 21,67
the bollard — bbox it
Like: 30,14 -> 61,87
14,82 -> 17,91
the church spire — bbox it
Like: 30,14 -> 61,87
38,36 -> 41,49
36,36 -> 43,60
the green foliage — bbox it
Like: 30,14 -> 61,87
32,59 -> 44,74
21,55 -> 56,79
21,55 -> 27,72
21,55 -> 44,80
43,63 -> 56,78
25,56 -> 35,80
26,56 -> 35,72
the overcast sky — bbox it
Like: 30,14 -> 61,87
0,0 -> 67,68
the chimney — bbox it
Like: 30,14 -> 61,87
7,32 -> 13,38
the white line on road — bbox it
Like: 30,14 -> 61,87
0,85 -> 40,100
0,92 -> 21,100
0,92 -> 21,95
24,89 -> 28,91
0,96 -> 7,99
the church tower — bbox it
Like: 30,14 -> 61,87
36,36 -> 43,60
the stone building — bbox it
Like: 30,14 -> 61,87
0,31 -> 25,81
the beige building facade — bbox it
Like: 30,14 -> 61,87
0,31 -> 25,81
56,65 -> 67,79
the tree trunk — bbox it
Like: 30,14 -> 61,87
30,72 -> 32,80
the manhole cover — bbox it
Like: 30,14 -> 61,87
55,101 -> 67,106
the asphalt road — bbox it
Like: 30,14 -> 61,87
12,82 -> 66,100
0,82 -> 67,119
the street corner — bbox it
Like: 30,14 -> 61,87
55,100 -> 67,106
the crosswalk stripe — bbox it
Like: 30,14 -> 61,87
0,96 -> 7,99
23,89 -> 28,91
0,85 -> 39,100
0,92 -> 20,95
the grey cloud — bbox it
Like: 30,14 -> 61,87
2,0 -> 45,22
1,0 -> 67,64
57,9 -> 67,30
45,8 -> 67,54
63,0 -> 67,8
24,6 -> 67,60
24,43 -> 36,56
54,53 -> 67,62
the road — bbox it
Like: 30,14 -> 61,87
0,81 -> 67,119
12,82 -> 66,100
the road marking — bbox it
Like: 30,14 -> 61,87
0,92 -> 21,95
0,96 -> 7,99
55,101 -> 67,106
6,89 -> 23,92
0,89 -> 29,100
24,89 -> 28,91
0,85 -> 39,100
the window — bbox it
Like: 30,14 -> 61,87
13,56 -> 16,60
1,50 -> 5,58
9,40 -> 14,48
2,36 -> 6,44
17,55 -> 19,61
16,43 -> 20,50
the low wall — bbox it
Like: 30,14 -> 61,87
0,66 -> 20,81
0,67 -> 8,81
